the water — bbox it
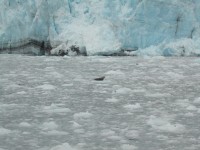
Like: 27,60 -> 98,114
0,54 -> 200,150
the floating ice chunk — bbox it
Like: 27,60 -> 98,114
50,143 -> 78,150
44,130 -> 68,136
105,98 -> 119,103
124,130 -> 139,140
185,112 -> 194,117
121,144 -> 137,150
132,88 -> 146,93
101,129 -> 115,137
0,103 -> 18,108
6,83 -> 21,89
0,127 -> 11,135
70,121 -> 82,128
62,83 -> 73,87
123,103 -> 141,110
147,83 -> 164,88
176,99 -> 197,111
19,122 -> 32,128
105,70 -> 125,80
193,97 -> 200,104
44,58 -> 61,62
46,107 -> 71,114
73,112 -> 93,120
147,116 -> 185,133
166,72 -> 184,80
112,85 -> 122,90
49,72 -> 64,78
107,135 -> 122,141
44,67 -> 55,71
145,92 -> 170,98
21,132 -> 31,135
76,143 -> 87,148
74,129 -> 85,134
115,88 -> 132,94
16,91 -> 27,95
93,58 -> 117,63
152,56 -> 166,60
41,121 -> 59,131
175,99 -> 190,108
105,70 -> 125,76
186,105 -> 197,111
37,84 -> 56,90
43,104 -> 71,114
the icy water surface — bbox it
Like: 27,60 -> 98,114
0,54 -> 200,150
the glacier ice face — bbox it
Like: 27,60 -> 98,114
0,0 -> 200,56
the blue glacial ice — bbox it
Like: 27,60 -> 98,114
0,0 -> 200,56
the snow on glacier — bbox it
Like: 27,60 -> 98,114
0,0 -> 200,55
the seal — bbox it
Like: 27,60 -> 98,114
94,76 -> 105,81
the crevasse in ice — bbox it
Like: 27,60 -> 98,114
0,0 -> 200,56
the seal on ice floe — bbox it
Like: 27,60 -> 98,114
94,76 -> 105,81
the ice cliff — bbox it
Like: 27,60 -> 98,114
0,0 -> 200,56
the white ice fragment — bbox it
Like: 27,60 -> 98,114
0,127 -> 11,135
76,143 -> 87,148
19,122 -> 32,128
123,103 -> 141,110
44,130 -> 68,136
62,83 -> 73,87
166,72 -> 184,79
22,132 -> 30,135
49,72 -> 64,78
101,129 -> 115,137
107,135 -> 122,141
145,92 -> 169,98
105,70 -> 125,76
70,121 -> 82,128
37,84 -> 56,90
176,99 -> 197,111
73,112 -> 93,120
186,105 -> 197,111
16,91 -> 26,95
185,112 -> 194,117
0,103 -> 18,108
124,130 -> 139,139
41,121 -> 59,131
132,88 -> 146,93
156,135 -> 169,141
6,84 -> 21,89
105,98 -> 119,103
193,97 -> 200,104
115,88 -> 132,94
121,144 -> 137,150
43,104 -> 71,114
50,143 -> 78,150
175,99 -> 190,108
74,129 -> 85,134
147,83 -> 164,88
147,116 -> 185,133
44,67 -> 55,71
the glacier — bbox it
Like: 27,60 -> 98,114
0,0 -> 200,56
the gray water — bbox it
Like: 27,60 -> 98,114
0,54 -> 200,150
